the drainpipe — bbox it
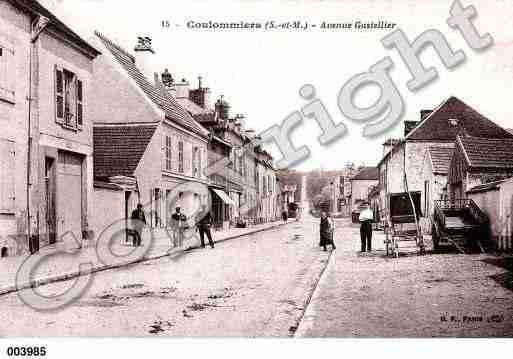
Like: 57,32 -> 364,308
26,15 -> 49,253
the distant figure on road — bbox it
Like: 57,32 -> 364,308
319,211 -> 336,252
130,203 -> 146,247
171,207 -> 187,248
282,209 -> 288,223
196,204 -> 215,249
359,202 -> 374,252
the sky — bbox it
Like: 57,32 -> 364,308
43,0 -> 513,170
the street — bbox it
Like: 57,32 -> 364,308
0,210 -> 329,337
1,210 -> 513,337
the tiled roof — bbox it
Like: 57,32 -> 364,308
93,180 -> 123,191
407,97 -> 513,141
93,124 -> 157,178
467,180 -> 505,194
459,135 -> 513,169
428,147 -> 454,174
193,112 -> 217,124
351,167 -> 379,181
94,32 -> 208,138
176,97 -> 208,116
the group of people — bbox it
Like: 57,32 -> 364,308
129,203 -> 215,250
318,202 -> 375,253
131,200 -> 376,254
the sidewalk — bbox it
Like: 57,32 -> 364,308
0,219 -> 293,296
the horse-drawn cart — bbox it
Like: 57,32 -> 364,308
385,191 -> 426,257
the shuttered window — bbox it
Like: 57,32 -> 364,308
55,65 -> 64,123
198,148 -> 202,178
55,66 -> 83,130
0,139 -> 15,213
0,39 -> 15,104
165,136 -> 172,171
178,141 -> 184,173
76,79 -> 83,127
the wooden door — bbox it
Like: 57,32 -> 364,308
57,151 -> 83,241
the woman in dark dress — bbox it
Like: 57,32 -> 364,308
319,211 -> 336,251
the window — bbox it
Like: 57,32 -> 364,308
178,141 -> 184,173
424,180 -> 430,216
0,139 -> 15,213
192,146 -> 199,177
0,39 -> 15,103
198,148 -> 202,178
165,136 -> 172,171
55,66 -> 83,130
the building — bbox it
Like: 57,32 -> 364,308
194,96 -> 278,226
349,167 -> 379,213
448,135 -> 513,199
378,96 -> 513,231
419,146 -> 453,231
1,0 -> 100,256
164,76 -> 235,230
90,32 -> 210,236
466,178 -> 513,251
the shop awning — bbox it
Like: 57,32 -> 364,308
212,189 -> 235,206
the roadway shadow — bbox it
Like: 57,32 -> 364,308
482,256 -> 513,292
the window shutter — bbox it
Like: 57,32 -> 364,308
184,142 -> 192,175
55,65 -> 64,123
76,78 -> 83,128
0,39 -> 15,103
198,148 -> 202,178
178,141 -> 184,173
0,139 -> 15,213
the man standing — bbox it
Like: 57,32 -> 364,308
359,202 -> 374,252
282,208 -> 288,223
130,203 -> 146,247
171,207 -> 187,248
196,204 -> 215,249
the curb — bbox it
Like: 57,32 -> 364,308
0,220 -> 293,297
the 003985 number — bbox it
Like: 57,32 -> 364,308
6,346 -> 46,357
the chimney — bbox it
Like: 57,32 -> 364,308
160,68 -> 176,97
215,96 -> 230,120
189,76 -> 212,110
134,36 -> 155,84
420,109 -> 432,120
175,78 -> 190,98
404,121 -> 419,136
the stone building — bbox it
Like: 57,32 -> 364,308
90,32 -> 210,236
448,135 -> 513,199
349,167 -> 379,213
419,146 -> 453,230
466,178 -> 513,252
378,96 -> 513,231
0,0 -> 100,256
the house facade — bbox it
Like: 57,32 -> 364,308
1,0 -> 100,256
448,135 -> 513,199
349,167 -> 378,213
378,96 -> 513,231
90,32 -> 210,236
466,178 -> 513,252
419,146 -> 453,231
